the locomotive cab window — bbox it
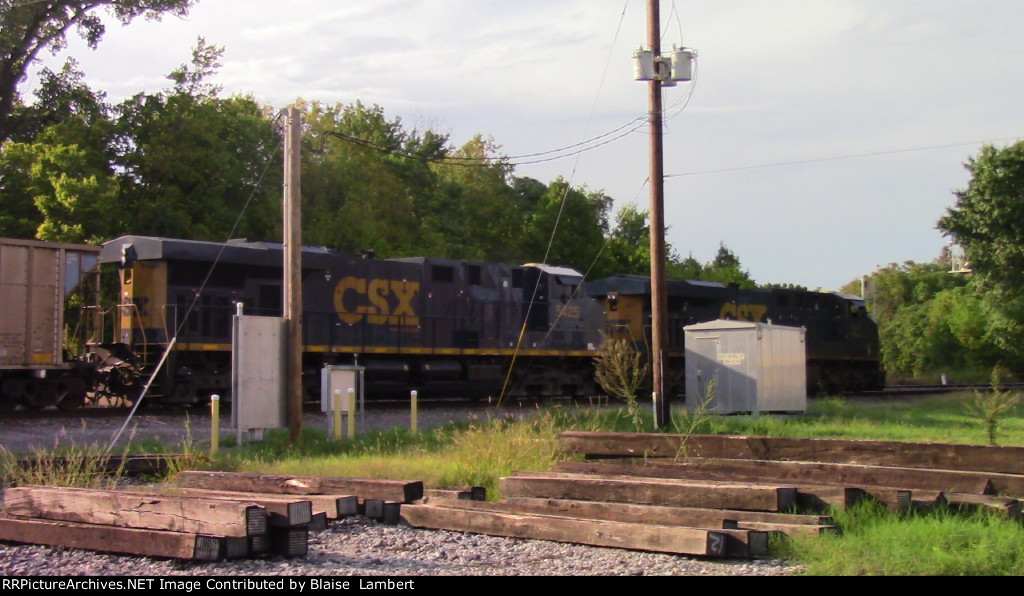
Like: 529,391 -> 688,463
432,265 -> 454,283
467,265 -> 481,286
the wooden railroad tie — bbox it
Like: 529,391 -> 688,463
4,486 -> 266,538
174,470 -> 423,503
557,431 -> 1024,477
500,471 -> 799,512
400,502 -> 741,558
2,485 -> 315,559
0,512 -> 224,561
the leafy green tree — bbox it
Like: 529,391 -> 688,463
1,38 -> 281,244
0,58 -> 116,240
660,242 -> 756,287
701,242 -> 755,287
301,100 -> 439,256
848,258 -> 1013,378
666,252 -> 704,280
0,141 -> 43,237
113,39 -> 280,241
429,135 -> 522,262
520,177 -> 610,273
511,176 -> 547,216
595,203 -> 651,279
0,0 -> 194,145
937,141 -> 1024,374
29,142 -> 119,243
938,141 -> 1024,295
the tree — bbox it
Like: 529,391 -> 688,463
848,258 -> 1015,379
667,252 -> 704,280
301,100 -> 440,256
520,177 -> 610,273
0,58 -> 116,240
596,203 -> 651,279
0,0 -> 195,145
938,141 -> 1024,295
0,140 -> 46,237
112,39 -> 280,242
430,135 -> 523,262
937,141 -> 1024,373
0,38 -> 283,244
703,242 -> 755,287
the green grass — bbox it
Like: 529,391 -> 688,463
778,500 -> 1024,576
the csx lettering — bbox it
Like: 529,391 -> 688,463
719,303 -> 768,322
334,277 -> 420,326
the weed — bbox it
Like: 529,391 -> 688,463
593,334 -> 649,432
671,374 -> 717,460
965,365 -> 1022,446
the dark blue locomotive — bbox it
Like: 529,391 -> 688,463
585,274 -> 885,397
68,235 -> 886,408
92,235 -> 606,405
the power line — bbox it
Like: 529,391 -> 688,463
665,137 -> 1024,178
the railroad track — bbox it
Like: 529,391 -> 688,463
0,395 -> 503,421
862,383 -> 1024,398
3,383 -> 1020,421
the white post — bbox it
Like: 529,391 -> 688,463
347,387 -> 357,438
410,389 -> 418,434
332,389 -> 342,441
210,394 -> 220,456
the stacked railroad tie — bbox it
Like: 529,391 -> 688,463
5,434 -> 1021,564
397,432 -> 1024,560
0,472 -> 425,561
554,432 -> 1024,518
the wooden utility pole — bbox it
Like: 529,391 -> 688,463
646,0 -> 670,430
284,107 -> 303,442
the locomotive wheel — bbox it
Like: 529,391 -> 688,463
0,377 -> 23,411
56,377 -> 87,411
18,379 -> 50,410
168,381 -> 197,404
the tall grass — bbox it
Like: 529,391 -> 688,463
0,420 -> 207,488
225,406 -> 606,497
779,500 -> 1024,576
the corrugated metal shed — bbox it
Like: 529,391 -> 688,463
684,320 -> 807,414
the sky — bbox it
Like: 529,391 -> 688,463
27,0 -> 1024,291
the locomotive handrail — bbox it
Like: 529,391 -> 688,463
162,303 -> 176,347
117,301 -> 152,365
78,305 -> 119,348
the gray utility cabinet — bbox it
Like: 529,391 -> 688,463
683,320 -> 807,414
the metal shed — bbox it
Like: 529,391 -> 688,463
684,320 -> 807,414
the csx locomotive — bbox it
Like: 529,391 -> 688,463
91,235 -> 607,405
0,234 -> 885,410
586,275 -> 885,397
